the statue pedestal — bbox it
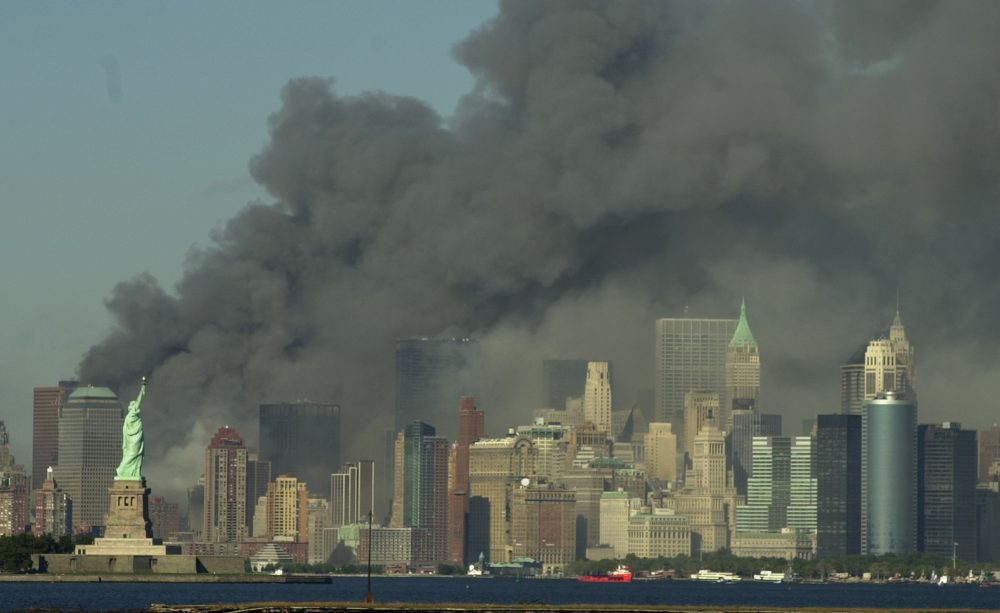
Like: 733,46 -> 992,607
76,479 -> 168,556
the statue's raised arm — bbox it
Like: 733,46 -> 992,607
115,376 -> 147,481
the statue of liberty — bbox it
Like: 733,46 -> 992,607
115,376 -> 147,481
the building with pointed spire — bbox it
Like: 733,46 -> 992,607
841,308 -> 916,415
724,299 -> 760,429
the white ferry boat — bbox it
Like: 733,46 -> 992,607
753,570 -> 786,582
690,569 -> 742,582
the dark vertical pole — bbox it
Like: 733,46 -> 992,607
365,509 -> 374,603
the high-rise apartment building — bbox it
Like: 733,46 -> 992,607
266,475 -> 308,541
510,482 -> 576,569
53,386 -> 122,530
0,423 -> 29,536
203,426 -> 248,543
655,315 -> 737,443
730,410 -> 782,497
583,362 -> 612,435
330,460 -> 376,527
980,424 -> 1000,483
862,391 -> 917,555
815,414 -> 862,558
32,467 -> 72,538
259,402 -> 340,499
395,338 -> 480,441
682,391 -> 719,466
306,497 -> 333,564
644,422 -> 678,486
391,422 -> 448,563
724,300 -> 760,426
917,422 -> 977,561
32,381 -> 78,489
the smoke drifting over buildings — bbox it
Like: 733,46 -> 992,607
78,1 -> 1000,496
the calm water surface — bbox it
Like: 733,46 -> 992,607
1,577 -> 999,611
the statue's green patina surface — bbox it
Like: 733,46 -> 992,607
115,377 -> 147,481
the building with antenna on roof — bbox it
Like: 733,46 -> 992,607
724,299 -> 760,429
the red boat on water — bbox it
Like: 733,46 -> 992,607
578,565 -> 634,583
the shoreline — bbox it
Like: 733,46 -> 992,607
0,573 -> 330,583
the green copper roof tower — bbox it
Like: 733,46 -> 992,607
730,298 -> 757,349
725,298 -> 760,429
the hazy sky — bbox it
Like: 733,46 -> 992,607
0,0 -> 499,463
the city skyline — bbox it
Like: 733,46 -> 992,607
3,2 -> 1000,534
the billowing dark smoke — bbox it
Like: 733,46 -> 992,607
80,0 -> 1000,496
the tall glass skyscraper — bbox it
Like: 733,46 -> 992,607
730,411 -> 782,497
259,401 -> 340,499
816,414 -> 862,558
917,422 -> 977,561
862,391 -> 917,555
395,338 -> 480,441
53,386 -> 122,530
655,316 -> 737,440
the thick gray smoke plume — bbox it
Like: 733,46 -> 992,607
80,0 -> 1000,497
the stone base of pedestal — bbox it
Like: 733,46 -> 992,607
103,479 -> 152,540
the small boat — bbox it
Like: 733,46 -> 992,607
753,570 -> 786,583
690,569 -> 742,582
578,565 -> 634,583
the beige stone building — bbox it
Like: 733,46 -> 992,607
628,509 -> 691,558
672,415 -> 736,555
583,362 -> 612,436
644,422 -> 678,485
598,490 -> 640,558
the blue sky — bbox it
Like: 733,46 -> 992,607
0,0 -> 498,463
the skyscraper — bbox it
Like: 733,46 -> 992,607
266,475 -> 308,541
392,422 -> 448,563
724,299 -> 760,426
203,426 -> 248,543
32,380 -> 78,488
449,397 -> 485,564
53,386 -> 122,530
917,422 -> 977,561
863,311 -> 916,404
330,460 -> 376,526
510,481 -> 576,568
583,361 -> 612,435
840,344 -> 867,415
245,455 -> 271,536
787,436 -> 817,533
394,338 -> 480,441
674,413 -> 736,555
682,390 -> 720,466
468,436 -> 536,562
654,315 -> 737,442
862,391 -> 917,555
730,410 -> 782,497
980,424 -> 1000,483
815,414 -> 862,558
32,467 -> 72,538
644,422 -> 678,485
0,422 -> 29,536
736,436 -> 792,534
259,401 -> 340,499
